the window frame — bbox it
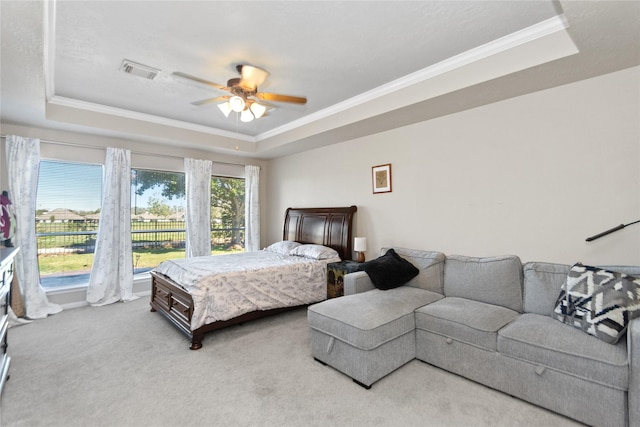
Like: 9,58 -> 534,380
35,159 -> 104,289
35,141 -> 250,290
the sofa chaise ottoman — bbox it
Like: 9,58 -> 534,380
307,249 -> 445,388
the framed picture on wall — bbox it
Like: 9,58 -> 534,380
372,163 -> 392,194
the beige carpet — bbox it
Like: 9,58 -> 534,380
1,297 -> 582,427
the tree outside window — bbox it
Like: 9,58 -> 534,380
35,165 -> 245,289
132,169 -> 245,251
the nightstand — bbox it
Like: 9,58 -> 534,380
327,260 -> 362,298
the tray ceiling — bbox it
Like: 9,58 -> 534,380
1,1 -> 639,159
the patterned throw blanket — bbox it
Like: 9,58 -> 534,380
153,251 -> 338,329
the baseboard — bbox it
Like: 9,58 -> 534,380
46,275 -> 152,310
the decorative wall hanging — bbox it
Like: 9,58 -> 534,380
372,164 -> 392,194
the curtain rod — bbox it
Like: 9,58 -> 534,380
1,134 -> 180,160
0,134 -> 247,167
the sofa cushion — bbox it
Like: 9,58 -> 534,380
600,265 -> 640,277
307,286 -> 443,350
357,248 -> 419,290
523,262 -> 570,316
524,262 -> 640,317
553,263 -> 640,344
380,247 -> 445,293
444,254 -> 523,312
498,313 -> 629,390
414,297 -> 520,351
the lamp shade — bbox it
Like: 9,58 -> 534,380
354,237 -> 367,252
217,102 -> 232,118
250,102 -> 266,118
229,96 -> 245,112
240,108 -> 254,122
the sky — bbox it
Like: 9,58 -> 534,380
36,160 -> 184,213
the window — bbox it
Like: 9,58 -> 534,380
131,169 -> 186,274
211,176 -> 245,253
36,160 -> 102,289
131,171 -> 245,263
36,162 -> 247,289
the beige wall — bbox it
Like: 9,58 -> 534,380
2,67 -> 638,267
266,66 -> 640,266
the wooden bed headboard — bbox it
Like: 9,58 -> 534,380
283,206 -> 357,261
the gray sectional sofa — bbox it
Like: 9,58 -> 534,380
307,247 -> 640,427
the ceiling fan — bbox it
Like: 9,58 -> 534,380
173,64 -> 307,122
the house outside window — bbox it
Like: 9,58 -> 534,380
36,160 -> 102,289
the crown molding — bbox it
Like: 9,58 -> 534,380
256,15 -> 571,142
43,0 -> 56,101
47,96 -> 256,142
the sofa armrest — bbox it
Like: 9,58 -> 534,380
628,317 -> 640,427
344,271 -> 375,295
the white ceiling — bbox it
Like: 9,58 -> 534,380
1,1 -> 639,159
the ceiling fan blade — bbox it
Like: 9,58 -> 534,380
172,72 -> 227,91
191,96 -> 230,106
256,92 -> 307,104
248,99 -> 278,109
238,65 -> 270,91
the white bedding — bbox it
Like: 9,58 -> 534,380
153,251 -> 339,329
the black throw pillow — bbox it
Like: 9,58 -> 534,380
357,248 -> 419,290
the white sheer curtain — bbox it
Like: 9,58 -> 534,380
5,135 -> 62,319
245,165 -> 260,252
87,148 -> 137,306
185,158 -> 213,257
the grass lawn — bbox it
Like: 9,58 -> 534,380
38,245 -> 242,275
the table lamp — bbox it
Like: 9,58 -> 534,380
354,237 -> 367,263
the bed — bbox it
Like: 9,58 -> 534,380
149,206 -> 357,349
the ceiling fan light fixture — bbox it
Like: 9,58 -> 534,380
240,108 -> 255,122
178,65 -> 305,123
229,96 -> 245,112
250,102 -> 266,119
217,102 -> 232,117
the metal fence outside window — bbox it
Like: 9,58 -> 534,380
37,220 -> 245,288
36,220 -> 245,254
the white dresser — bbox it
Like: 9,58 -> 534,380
0,247 -> 18,395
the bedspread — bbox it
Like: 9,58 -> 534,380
153,251 -> 338,329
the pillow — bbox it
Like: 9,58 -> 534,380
553,262 -> 640,344
264,240 -> 301,255
290,244 -> 339,260
357,248 -> 419,290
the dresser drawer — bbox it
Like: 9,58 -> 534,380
0,316 -> 7,353
0,353 -> 10,395
151,278 -> 192,331
0,282 -> 9,315
0,247 -> 18,398
152,280 -> 172,312
169,291 -> 192,325
3,266 -> 13,290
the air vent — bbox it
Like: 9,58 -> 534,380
120,59 -> 160,80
